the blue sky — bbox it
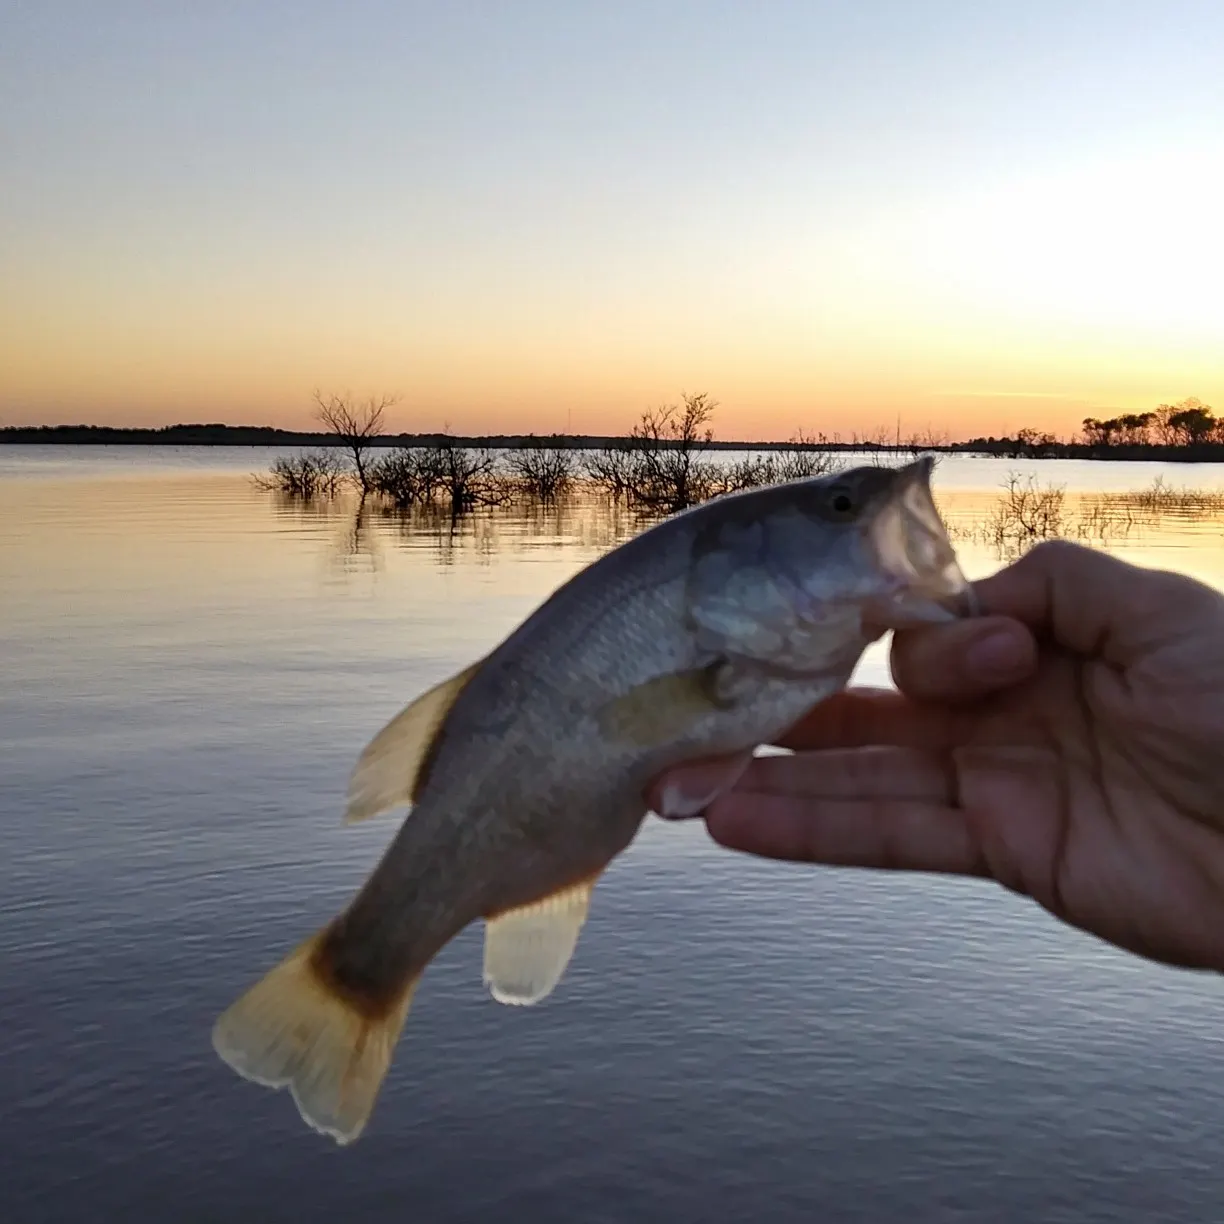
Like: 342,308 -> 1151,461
3,1 -> 1221,437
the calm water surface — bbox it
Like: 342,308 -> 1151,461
4,447 -> 1224,1223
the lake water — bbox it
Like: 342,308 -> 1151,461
4,446 -> 1224,1223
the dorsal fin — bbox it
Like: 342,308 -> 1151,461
344,660 -> 482,824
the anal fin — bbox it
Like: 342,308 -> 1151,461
483,878 -> 596,1006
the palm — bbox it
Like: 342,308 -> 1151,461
938,644 -> 1224,969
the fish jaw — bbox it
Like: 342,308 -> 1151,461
858,456 -> 976,629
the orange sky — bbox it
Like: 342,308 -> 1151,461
3,5 -> 1221,441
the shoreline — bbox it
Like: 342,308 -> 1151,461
3,426 -> 1224,464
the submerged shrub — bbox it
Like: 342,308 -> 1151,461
255,450 -> 347,499
369,448 -> 443,507
985,474 -> 1066,555
507,442 -> 575,501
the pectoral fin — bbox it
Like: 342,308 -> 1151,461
595,661 -> 741,748
345,661 -> 483,824
483,878 -> 597,1006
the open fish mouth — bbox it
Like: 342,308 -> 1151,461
861,455 -> 978,628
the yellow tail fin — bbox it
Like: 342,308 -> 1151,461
211,930 -> 416,1145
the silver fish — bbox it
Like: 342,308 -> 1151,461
212,456 -> 972,1144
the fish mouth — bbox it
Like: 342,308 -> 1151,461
861,455 -> 977,629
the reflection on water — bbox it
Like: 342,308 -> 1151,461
261,458 -> 1224,576
4,448 -> 1224,1224
938,472 -> 1224,564
348,494 -> 644,566
274,466 -> 1224,595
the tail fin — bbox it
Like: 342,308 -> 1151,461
211,930 -> 416,1145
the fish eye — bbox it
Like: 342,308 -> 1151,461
825,485 -> 856,518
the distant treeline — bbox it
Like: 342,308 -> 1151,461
6,421 -> 935,451
5,399 -> 1224,463
960,397 -> 1224,461
956,436 -> 1224,461
4,422 -> 856,449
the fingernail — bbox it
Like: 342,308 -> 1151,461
652,754 -> 754,820
656,778 -> 719,820
965,629 -> 1028,681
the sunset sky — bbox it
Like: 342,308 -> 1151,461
3,1 -> 1222,441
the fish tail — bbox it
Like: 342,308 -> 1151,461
211,925 -> 418,1145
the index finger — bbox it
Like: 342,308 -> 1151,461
974,540 -> 1214,665
776,687 -> 974,753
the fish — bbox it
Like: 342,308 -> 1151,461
211,455 -> 973,1144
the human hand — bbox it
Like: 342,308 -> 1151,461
649,540 -> 1224,971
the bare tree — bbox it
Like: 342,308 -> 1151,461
507,437 -> 575,501
253,449 -> 347,499
850,425 -> 894,450
583,440 -> 637,500
773,429 -> 841,481
986,474 -> 1067,560
902,425 -> 950,455
430,438 -> 507,510
626,391 -> 718,511
369,447 -> 444,507
708,430 -> 841,498
314,391 -> 397,494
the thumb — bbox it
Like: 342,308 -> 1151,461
892,539 -> 1214,703
890,615 -> 1038,704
